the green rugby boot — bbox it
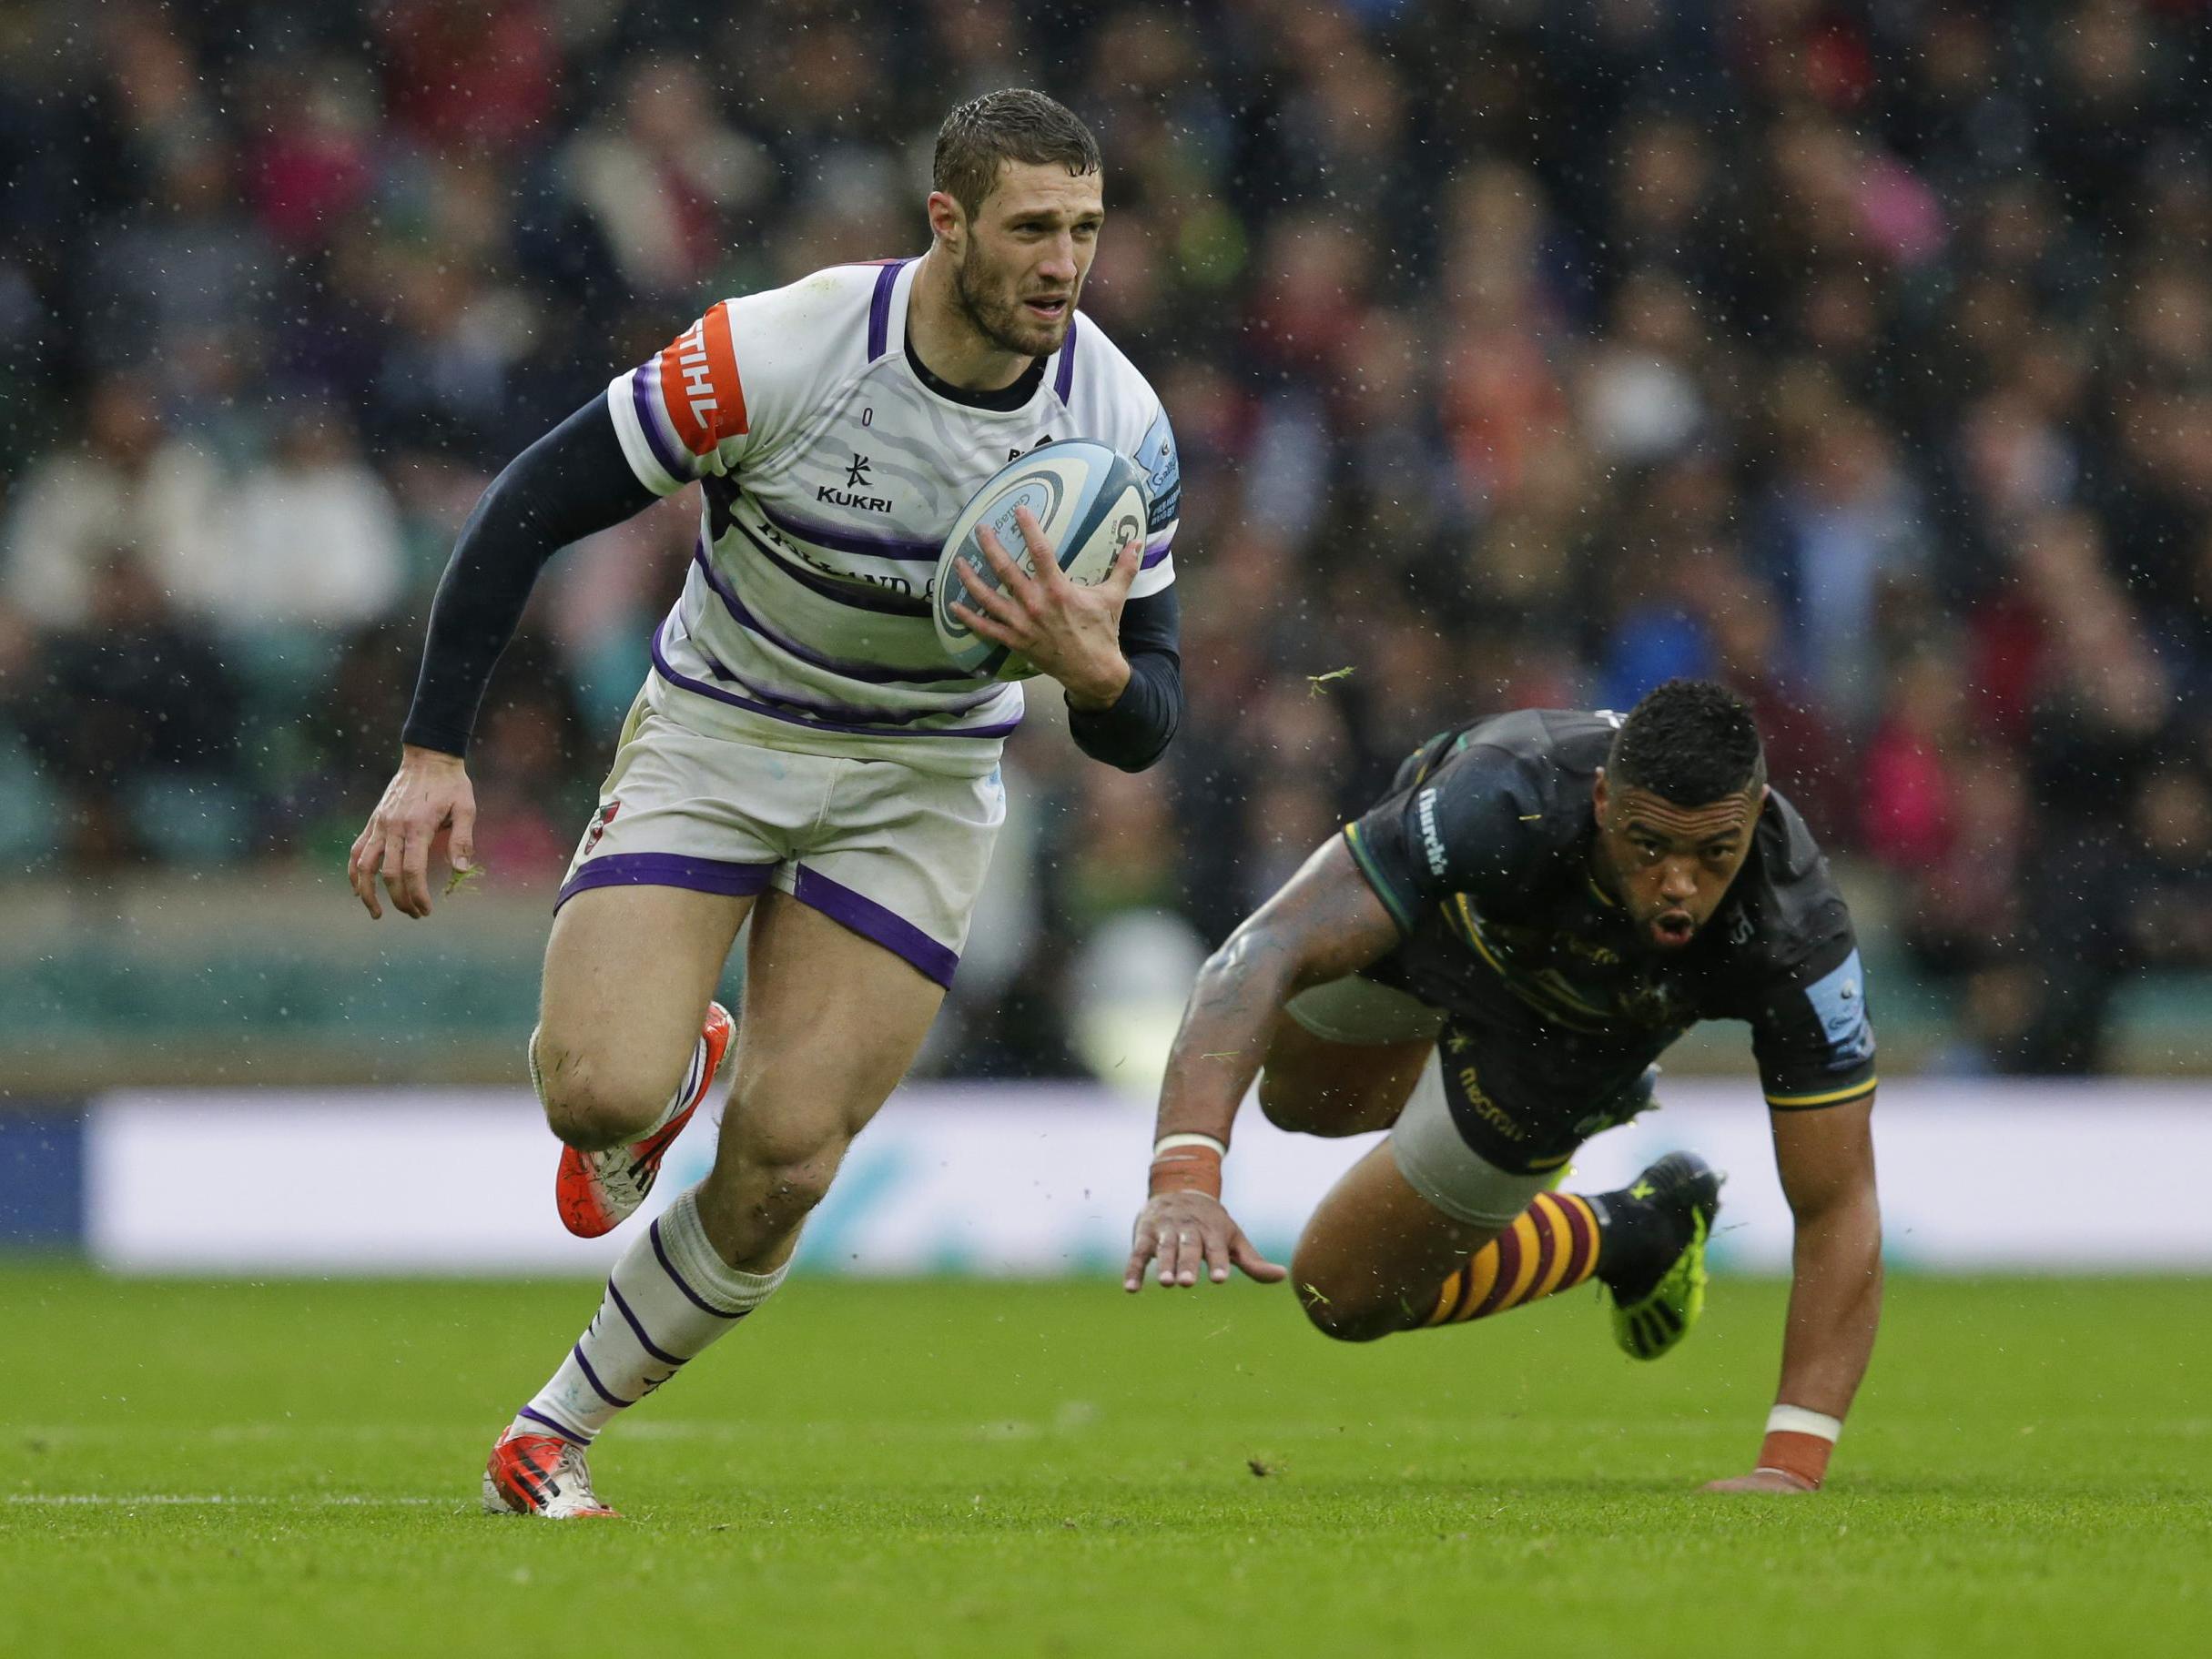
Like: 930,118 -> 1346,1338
1597,1151 -> 1724,1361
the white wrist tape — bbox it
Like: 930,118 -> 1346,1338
1766,1404 -> 1843,1442
1152,1132 -> 1228,1158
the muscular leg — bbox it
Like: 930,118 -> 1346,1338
1286,1048 -> 1715,1356
1292,1142 -> 1506,1340
532,885 -> 752,1149
1261,1023 -> 1522,1340
1292,1132 -> 1608,1344
694,890 -> 947,1272
1256,1017 -> 1432,1138
507,887 -> 944,1459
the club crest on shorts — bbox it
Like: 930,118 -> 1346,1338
583,798 -> 622,855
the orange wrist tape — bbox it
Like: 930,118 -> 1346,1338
1754,1431 -> 1832,1490
1755,1407 -> 1842,1489
1149,1133 -> 1224,1199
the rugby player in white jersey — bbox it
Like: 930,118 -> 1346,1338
346,91 -> 1184,1518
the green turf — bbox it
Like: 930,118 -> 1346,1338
1,1268 -> 2205,1657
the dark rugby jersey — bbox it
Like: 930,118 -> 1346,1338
1341,709 -> 1875,1164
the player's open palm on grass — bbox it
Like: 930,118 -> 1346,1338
1702,1470 -> 1817,1494
1124,1186 -> 1286,1291
348,744 -> 476,919
952,504 -> 1141,707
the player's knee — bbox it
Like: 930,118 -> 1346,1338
720,1108 -> 851,1230
1296,1285 -> 1393,1343
1288,1246 -> 1393,1343
713,1138 -> 844,1238
1259,1067 -> 1381,1138
1259,1070 -> 1327,1136
539,1077 -> 651,1152
531,1032 -> 670,1151
749,1151 -> 842,1229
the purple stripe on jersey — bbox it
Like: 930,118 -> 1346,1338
606,1280 -> 685,1368
572,1343 -> 635,1410
1053,316 -> 1078,402
652,623 -> 1023,740
793,865 -> 959,988
736,521 -> 933,617
649,1218 -> 751,1319
1141,541 -> 1173,571
695,642 -> 1002,726
755,501 -> 941,563
867,259 -> 910,360
629,368 -> 693,483
689,544 -> 973,683
555,852 -> 776,913
517,1406 -> 592,1446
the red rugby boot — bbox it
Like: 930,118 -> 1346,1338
482,1426 -> 618,1519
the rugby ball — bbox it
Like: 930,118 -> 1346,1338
932,439 -> 1150,680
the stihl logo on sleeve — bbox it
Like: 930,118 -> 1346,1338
656,304 -> 748,455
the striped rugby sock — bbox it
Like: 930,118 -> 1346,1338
514,1186 -> 786,1445
1421,1190 -> 1601,1328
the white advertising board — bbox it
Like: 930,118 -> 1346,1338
84,1079 -> 2212,1275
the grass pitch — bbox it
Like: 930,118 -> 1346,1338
1,1268 -> 2205,1658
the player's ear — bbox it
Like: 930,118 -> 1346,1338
1592,768 -> 1609,818
927,190 -> 965,247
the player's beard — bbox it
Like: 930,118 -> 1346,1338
953,239 -> 1071,360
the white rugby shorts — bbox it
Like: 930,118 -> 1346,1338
1284,975 -> 1550,1229
556,698 -> 1006,987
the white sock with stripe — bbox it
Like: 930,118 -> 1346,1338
513,1187 -> 786,1445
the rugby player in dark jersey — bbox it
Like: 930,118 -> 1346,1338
1125,681 -> 1882,1493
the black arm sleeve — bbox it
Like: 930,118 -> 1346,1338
400,399 -> 660,756
1066,583 -> 1182,773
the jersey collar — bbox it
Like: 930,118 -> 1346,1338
883,255 -> 1073,415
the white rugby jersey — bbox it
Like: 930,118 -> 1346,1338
604,257 -> 1182,775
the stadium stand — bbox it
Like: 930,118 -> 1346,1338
3,0 -> 2209,1084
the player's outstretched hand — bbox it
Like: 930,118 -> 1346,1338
1123,1189 -> 1288,1292
1701,1471 -> 1817,1495
348,744 -> 477,921
953,505 -> 1140,709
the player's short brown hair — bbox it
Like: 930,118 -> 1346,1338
932,89 -> 1101,220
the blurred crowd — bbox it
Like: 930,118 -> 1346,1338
5,0 -> 2212,1075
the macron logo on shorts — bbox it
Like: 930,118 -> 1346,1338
657,305 -> 747,456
